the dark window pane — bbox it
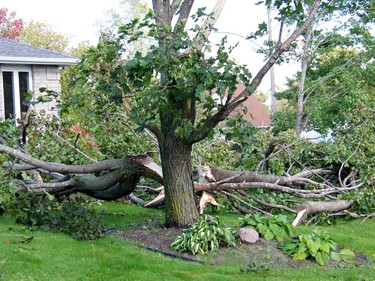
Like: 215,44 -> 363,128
19,72 -> 29,113
2,72 -> 14,119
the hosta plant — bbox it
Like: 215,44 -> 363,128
279,229 -> 355,266
240,213 -> 294,241
171,215 -> 236,255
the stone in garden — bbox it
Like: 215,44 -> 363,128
237,228 -> 259,243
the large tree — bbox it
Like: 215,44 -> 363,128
20,20 -> 70,54
1,0 -> 324,227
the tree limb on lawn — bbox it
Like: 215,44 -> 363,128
292,200 -> 353,227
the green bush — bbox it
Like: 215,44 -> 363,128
12,192 -> 105,240
171,215 -> 236,255
240,213 -> 294,241
0,181 -> 17,215
342,188 -> 375,215
279,229 -> 355,266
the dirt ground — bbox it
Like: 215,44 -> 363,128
108,220 -> 325,269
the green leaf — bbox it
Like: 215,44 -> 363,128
339,249 -> 356,260
257,223 -> 267,234
319,242 -> 331,253
264,229 -> 274,240
269,224 -> 284,240
293,251 -> 309,261
315,252 -> 329,266
330,251 -> 342,262
307,240 -> 320,257
244,217 -> 257,226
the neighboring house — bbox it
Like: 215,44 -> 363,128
0,37 -> 78,120
213,84 -> 272,127
233,84 -> 272,127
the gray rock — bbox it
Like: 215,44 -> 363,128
237,228 -> 259,243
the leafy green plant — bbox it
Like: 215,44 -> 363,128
240,213 -> 294,241
0,180 -> 17,215
343,188 -> 375,215
279,229 -> 355,266
12,192 -> 105,240
171,215 -> 236,255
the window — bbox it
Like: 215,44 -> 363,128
1,70 -> 31,120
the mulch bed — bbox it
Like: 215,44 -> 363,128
108,221 -> 318,267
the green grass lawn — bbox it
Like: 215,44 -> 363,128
1,203 -> 374,281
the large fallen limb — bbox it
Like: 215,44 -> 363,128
0,143 -> 365,217
206,166 -> 333,186
292,200 -> 353,227
2,145 -> 163,200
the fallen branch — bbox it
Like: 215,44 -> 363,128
237,190 -> 297,214
292,200 -> 353,226
221,190 -> 271,216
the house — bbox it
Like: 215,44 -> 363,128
233,84 -> 272,127
213,84 -> 272,127
0,37 -> 78,120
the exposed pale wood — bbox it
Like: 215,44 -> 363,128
194,0 -> 226,51
292,200 -> 353,226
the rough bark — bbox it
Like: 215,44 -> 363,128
1,1 -> 325,228
1,146 -> 163,200
201,166 -> 333,186
159,136 -> 198,227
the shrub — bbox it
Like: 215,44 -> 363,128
240,213 -> 294,241
171,215 -> 236,255
0,181 -> 17,215
279,229 -> 355,266
12,192 -> 105,240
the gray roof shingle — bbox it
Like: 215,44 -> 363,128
0,37 -> 78,65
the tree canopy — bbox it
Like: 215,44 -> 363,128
20,20 -> 71,54
0,7 -> 23,40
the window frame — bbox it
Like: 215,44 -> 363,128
0,65 -> 33,120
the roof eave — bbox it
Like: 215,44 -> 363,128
0,56 -> 79,66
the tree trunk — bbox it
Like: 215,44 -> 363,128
295,24 -> 313,135
160,135 -> 199,227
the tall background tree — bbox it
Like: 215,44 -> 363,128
272,0 -> 375,135
20,20 -> 71,54
271,0 -> 375,182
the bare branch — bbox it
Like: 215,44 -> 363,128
145,122 -> 165,143
194,172 -> 245,191
339,142 -> 360,187
52,132 -> 99,163
194,0 -> 226,51
237,190 -> 297,214
221,190 -> 271,216
173,0 -> 195,32
0,145 -> 154,174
